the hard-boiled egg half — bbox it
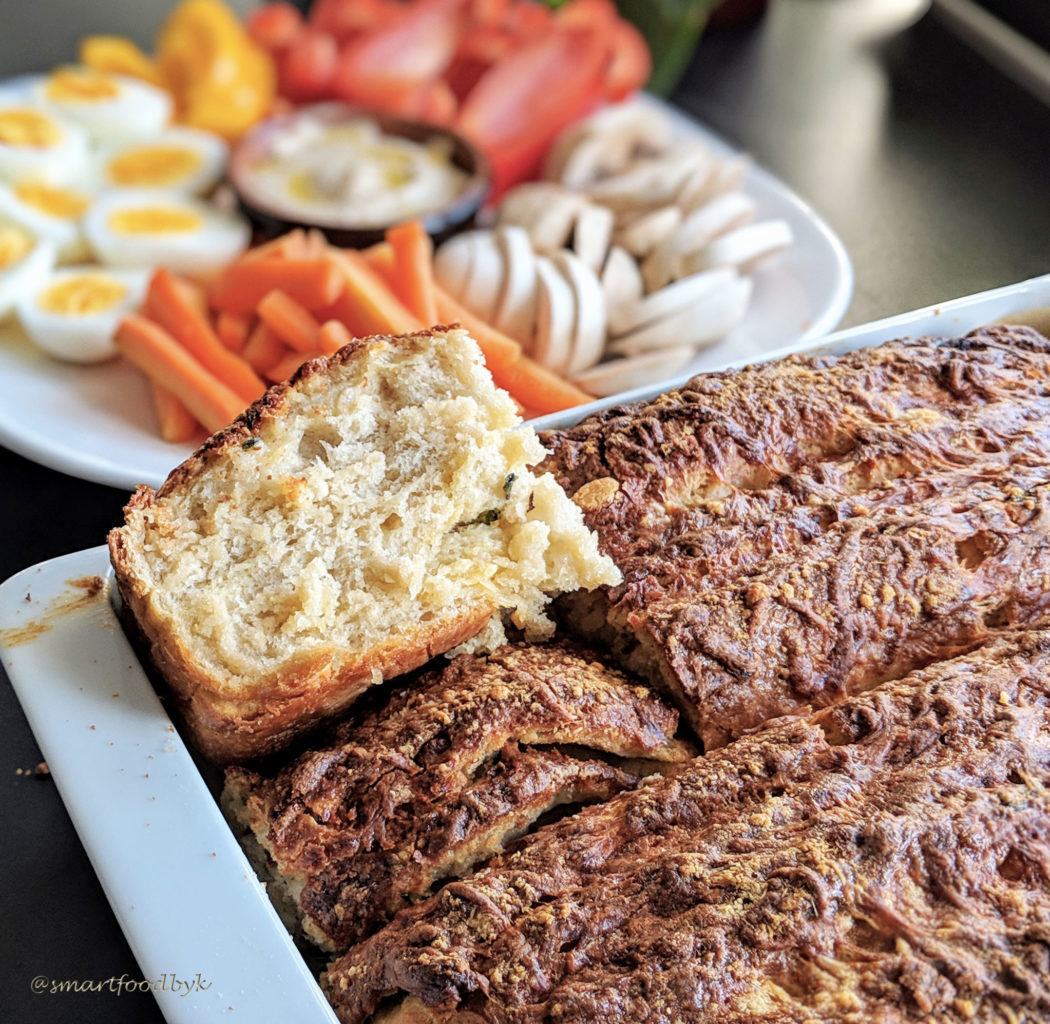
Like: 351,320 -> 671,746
31,66 -> 172,143
0,103 -> 89,185
0,179 -> 91,261
16,264 -> 149,363
95,127 -> 227,196
0,221 -> 55,320
84,191 -> 249,274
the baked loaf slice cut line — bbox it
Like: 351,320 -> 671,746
323,628 -> 1050,1024
109,327 -> 620,762
541,326 -> 1050,746
223,641 -> 692,952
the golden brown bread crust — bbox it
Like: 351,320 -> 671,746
110,518 -> 492,763
322,628 -> 1050,1024
105,324 -> 628,764
541,326 -> 1050,746
224,641 -> 691,950
109,328 -> 503,763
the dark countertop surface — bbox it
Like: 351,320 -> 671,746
2,1 -> 1049,1021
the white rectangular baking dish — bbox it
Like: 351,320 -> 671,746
3,270 -> 1050,1023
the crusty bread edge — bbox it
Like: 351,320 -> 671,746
107,325 -> 497,763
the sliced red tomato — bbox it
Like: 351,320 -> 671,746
445,25 -> 516,101
333,2 -> 461,109
466,0 -> 511,23
246,2 -> 304,53
413,78 -> 458,124
279,29 -> 339,102
455,27 -> 608,196
503,1 -> 554,37
309,0 -> 400,43
554,0 -> 619,29
602,18 -> 651,100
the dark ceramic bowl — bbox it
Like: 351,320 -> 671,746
228,102 -> 490,249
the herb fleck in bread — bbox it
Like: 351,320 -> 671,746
108,327 -> 620,763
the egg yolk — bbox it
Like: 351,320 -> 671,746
14,182 -> 90,220
107,145 -> 202,188
108,206 -> 202,235
0,224 -> 32,268
45,67 -> 120,103
0,108 -> 61,149
38,274 -> 127,315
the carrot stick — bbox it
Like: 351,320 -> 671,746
115,314 -> 245,434
303,228 -> 330,258
318,318 -> 354,354
334,250 -> 424,336
432,283 -> 521,375
257,289 -> 323,352
216,311 -> 251,352
149,380 -> 201,443
146,268 -> 266,404
240,228 -> 308,262
490,353 -> 594,415
359,240 -> 398,288
264,349 -> 326,383
386,219 -> 438,324
241,321 -> 287,375
210,257 -> 344,315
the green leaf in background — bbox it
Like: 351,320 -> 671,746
616,0 -> 720,96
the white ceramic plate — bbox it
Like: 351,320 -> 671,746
0,94 -> 852,493
8,273 -> 1049,1023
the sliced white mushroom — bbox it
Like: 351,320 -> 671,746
571,202 -> 614,274
543,100 -> 671,185
606,276 -> 752,356
587,151 -> 707,211
601,245 -> 645,336
642,192 -> 757,291
687,219 -> 794,274
678,153 -> 752,211
553,249 -> 607,378
492,226 -> 538,349
433,231 -> 477,299
610,267 -> 739,338
613,205 -> 682,259
572,346 -> 696,398
458,230 -> 505,324
532,254 -> 576,376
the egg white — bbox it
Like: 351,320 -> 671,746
16,264 -> 150,363
0,104 -> 90,185
0,226 -> 55,321
32,68 -> 172,143
95,127 -> 228,196
83,189 -> 250,274
0,180 -> 91,262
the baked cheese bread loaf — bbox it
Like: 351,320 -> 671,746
108,327 -> 620,763
323,627 -> 1050,1024
541,326 -> 1050,748
223,641 -> 692,952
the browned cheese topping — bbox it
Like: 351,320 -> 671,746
224,642 -> 691,951
541,326 -> 1050,746
323,628 -> 1050,1024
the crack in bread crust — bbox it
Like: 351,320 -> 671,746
223,641 -> 691,950
542,327 -> 1050,746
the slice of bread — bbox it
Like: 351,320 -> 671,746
108,327 -> 620,763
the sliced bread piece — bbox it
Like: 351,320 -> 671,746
108,327 -> 620,762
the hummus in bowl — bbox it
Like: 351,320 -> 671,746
229,103 -> 490,247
